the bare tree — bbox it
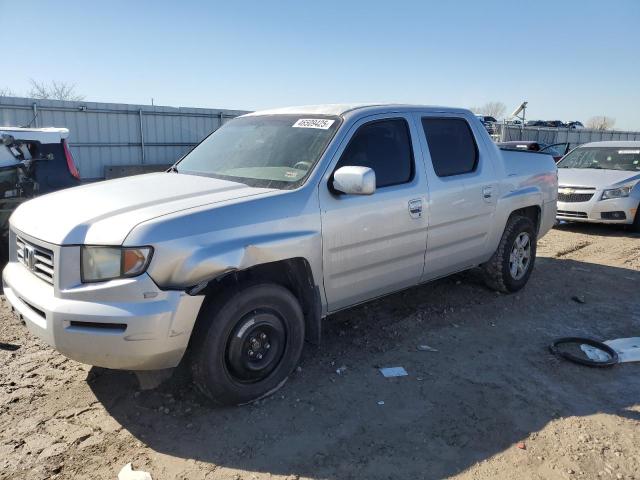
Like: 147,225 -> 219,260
29,79 -> 85,101
470,101 -> 507,119
0,86 -> 15,97
586,116 -> 616,131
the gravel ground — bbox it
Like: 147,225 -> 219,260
1,223 -> 639,480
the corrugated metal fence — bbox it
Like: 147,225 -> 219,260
0,96 -> 249,179
500,124 -> 640,145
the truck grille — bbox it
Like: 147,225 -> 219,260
16,236 -> 55,285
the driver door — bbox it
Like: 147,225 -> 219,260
319,115 -> 428,312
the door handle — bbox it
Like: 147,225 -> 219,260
482,186 -> 494,200
408,199 -> 423,218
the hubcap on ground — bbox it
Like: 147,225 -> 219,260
225,311 -> 286,383
509,232 -> 531,280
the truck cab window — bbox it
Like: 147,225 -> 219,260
336,119 -> 414,188
421,117 -> 478,177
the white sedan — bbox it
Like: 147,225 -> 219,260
556,141 -> 640,231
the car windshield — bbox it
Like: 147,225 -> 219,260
557,147 -> 640,171
176,114 -> 341,189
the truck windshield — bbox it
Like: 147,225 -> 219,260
176,114 -> 341,189
557,147 -> 640,171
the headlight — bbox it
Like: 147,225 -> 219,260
81,246 -> 153,283
600,185 -> 633,200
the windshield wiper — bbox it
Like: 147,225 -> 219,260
167,165 -> 179,173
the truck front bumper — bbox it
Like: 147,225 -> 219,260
2,261 -> 204,370
557,195 -> 639,225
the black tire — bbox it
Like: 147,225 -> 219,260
190,283 -> 305,406
482,215 -> 537,293
630,205 -> 640,233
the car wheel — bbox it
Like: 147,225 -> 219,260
190,283 -> 305,406
482,215 -> 537,293
630,205 -> 640,233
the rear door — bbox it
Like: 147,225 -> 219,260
319,114 -> 428,311
414,113 -> 497,280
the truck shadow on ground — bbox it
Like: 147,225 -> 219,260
90,257 -> 640,479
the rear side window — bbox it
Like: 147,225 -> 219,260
421,118 -> 478,177
336,118 -> 414,188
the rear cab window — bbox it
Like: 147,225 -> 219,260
421,117 -> 479,177
335,118 -> 414,188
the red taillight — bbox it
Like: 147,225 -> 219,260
62,139 -> 81,180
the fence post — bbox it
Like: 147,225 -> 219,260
138,109 -> 146,164
32,103 -> 38,128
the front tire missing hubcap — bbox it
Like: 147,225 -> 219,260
190,284 -> 305,406
226,311 -> 287,383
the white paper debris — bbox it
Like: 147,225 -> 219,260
581,337 -> 640,363
118,463 -> 152,480
379,367 -> 408,378
417,344 -> 438,352
377,400 -> 385,405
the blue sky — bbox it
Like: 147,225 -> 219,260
2,0 -> 639,129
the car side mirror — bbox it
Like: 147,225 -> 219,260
333,166 -> 376,195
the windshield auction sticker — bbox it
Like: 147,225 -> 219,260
618,150 -> 640,154
293,118 -> 335,129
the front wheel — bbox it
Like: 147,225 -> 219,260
190,283 -> 305,406
630,205 -> 640,233
482,215 -> 537,293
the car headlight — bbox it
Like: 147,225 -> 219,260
600,185 -> 633,200
81,246 -> 153,283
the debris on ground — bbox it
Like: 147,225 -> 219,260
0,342 -> 20,351
335,365 -> 347,375
379,367 -> 408,378
416,344 -> 438,352
550,337 -> 619,367
377,400 -> 385,405
571,295 -> 586,304
516,442 -> 526,450
118,463 -> 152,480
582,337 -> 640,363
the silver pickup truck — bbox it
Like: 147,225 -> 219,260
3,104 -> 557,405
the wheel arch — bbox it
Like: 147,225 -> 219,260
510,205 -> 541,234
191,257 -> 323,345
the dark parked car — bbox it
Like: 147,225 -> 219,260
476,115 -> 499,134
0,126 -> 81,253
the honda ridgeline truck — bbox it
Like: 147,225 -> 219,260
3,104 -> 558,405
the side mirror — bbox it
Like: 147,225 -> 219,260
333,166 -> 376,195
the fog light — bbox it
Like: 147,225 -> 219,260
600,211 -> 626,220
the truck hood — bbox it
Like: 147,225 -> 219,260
11,172 -> 275,245
557,168 -> 640,188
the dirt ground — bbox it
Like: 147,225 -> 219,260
1,223 -> 639,480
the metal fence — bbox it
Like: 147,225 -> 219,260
499,124 -> 640,146
0,96 -> 249,179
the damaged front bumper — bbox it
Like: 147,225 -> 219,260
3,259 -> 204,370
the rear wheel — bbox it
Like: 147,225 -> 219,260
482,215 -> 537,293
190,283 -> 305,406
